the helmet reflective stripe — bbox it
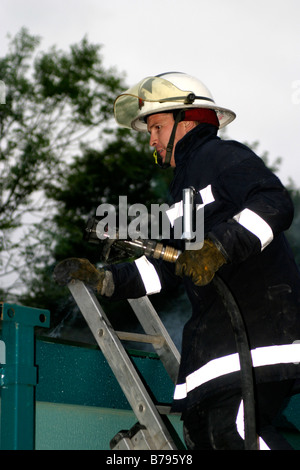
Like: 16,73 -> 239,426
114,72 -> 236,131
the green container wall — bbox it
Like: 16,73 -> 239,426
1,335 -> 183,450
35,337 -> 176,409
1,333 -> 300,450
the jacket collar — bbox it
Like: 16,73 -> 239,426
174,123 -> 219,168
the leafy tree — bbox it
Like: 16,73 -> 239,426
0,28 -> 174,340
0,28 -> 125,298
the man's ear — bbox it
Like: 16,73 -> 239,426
184,121 -> 196,132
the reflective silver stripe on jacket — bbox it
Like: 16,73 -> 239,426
166,184 -> 215,226
134,255 -> 161,294
236,400 -> 270,450
233,208 -> 273,250
173,343 -> 300,401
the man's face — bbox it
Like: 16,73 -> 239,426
147,113 -> 189,168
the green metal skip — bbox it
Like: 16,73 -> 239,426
0,302 -> 300,450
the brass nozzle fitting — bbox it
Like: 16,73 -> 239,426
153,243 -> 181,263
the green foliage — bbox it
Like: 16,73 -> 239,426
0,29 -> 172,333
0,28 -> 125,298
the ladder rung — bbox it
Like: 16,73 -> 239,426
116,331 -> 165,347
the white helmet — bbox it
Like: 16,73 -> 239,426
114,72 -> 236,131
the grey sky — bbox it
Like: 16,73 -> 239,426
1,0 -> 300,185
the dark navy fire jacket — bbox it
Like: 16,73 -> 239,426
107,124 -> 300,411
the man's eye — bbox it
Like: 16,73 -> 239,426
148,125 -> 161,135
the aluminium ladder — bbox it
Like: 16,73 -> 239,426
68,279 -> 182,450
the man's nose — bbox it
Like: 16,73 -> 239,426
149,132 -> 157,147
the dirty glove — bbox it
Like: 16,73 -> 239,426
53,258 -> 114,296
175,239 -> 226,286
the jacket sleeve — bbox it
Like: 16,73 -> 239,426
209,155 -> 294,263
107,255 -> 180,301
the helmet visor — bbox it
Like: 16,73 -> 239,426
114,76 -> 193,128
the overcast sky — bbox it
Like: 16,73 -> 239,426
1,0 -> 300,186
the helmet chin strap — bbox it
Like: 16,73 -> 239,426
156,110 -> 185,169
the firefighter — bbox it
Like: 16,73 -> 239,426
54,72 -> 300,450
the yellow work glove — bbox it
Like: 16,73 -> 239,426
53,258 -> 108,294
175,239 -> 226,286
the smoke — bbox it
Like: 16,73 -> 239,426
43,280 -> 191,357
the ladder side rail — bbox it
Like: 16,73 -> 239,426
128,297 -> 181,384
68,280 -> 177,450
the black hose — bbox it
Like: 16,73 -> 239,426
213,275 -> 258,450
